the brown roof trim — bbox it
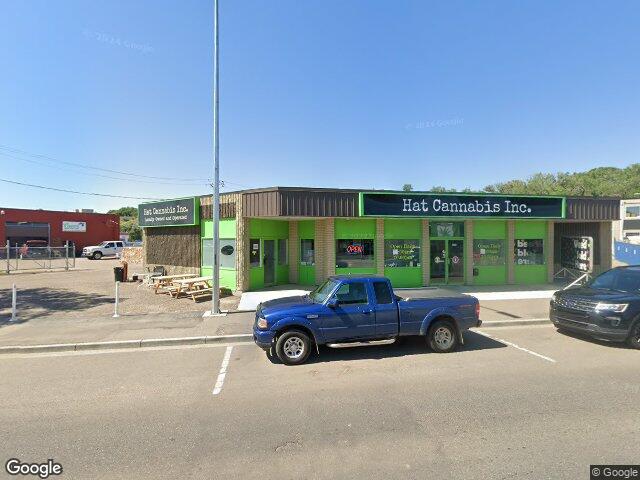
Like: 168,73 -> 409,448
211,186 -> 623,199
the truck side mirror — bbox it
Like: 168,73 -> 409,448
326,297 -> 338,308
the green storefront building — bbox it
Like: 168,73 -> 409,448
140,188 -> 619,291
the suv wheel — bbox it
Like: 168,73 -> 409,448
275,330 -> 311,365
428,320 -> 459,353
627,322 -> 640,350
92,251 -> 103,260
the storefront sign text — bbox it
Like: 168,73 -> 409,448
361,193 -> 565,218
138,198 -> 199,227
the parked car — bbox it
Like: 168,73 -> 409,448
82,241 -> 125,260
550,266 -> 640,349
253,275 -> 481,365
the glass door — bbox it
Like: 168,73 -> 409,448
447,239 -> 465,284
429,240 -> 446,283
263,240 -> 275,285
429,239 -> 464,284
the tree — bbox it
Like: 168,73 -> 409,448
402,184 -> 413,191
110,206 -> 140,241
108,206 -> 138,218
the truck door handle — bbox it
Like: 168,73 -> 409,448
362,309 -> 373,315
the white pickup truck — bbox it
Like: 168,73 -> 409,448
82,241 -> 125,260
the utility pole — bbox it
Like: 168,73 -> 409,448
210,0 -> 221,315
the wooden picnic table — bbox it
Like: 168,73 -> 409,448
171,276 -> 213,300
152,273 -> 198,293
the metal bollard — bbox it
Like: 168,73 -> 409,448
113,281 -> 120,318
10,284 -> 18,322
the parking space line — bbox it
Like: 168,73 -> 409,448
476,330 -> 556,363
212,346 -> 234,395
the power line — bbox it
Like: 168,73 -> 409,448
0,144 -> 210,182
0,177 -> 163,200
0,151 -> 212,186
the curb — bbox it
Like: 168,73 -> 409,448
479,318 -> 551,328
0,334 -> 254,355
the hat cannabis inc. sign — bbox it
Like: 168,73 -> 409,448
138,198 -> 199,227
360,193 -> 565,218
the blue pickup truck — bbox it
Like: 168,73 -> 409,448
253,275 -> 481,365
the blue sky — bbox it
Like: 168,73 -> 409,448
1,0 -> 639,212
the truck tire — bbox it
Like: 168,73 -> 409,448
92,251 -> 103,260
428,319 -> 458,353
627,321 -> 640,350
275,330 -> 311,365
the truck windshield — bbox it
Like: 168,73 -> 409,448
309,279 -> 339,303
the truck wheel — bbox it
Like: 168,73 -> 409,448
428,320 -> 458,353
627,322 -> 640,350
276,330 -> 311,365
92,251 -> 103,260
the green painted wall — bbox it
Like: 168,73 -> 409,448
514,220 -> 548,284
383,219 -> 422,287
202,218 -> 236,239
250,219 -> 289,238
299,265 -> 316,285
201,267 -> 236,290
200,219 -> 237,289
335,218 -> 376,238
248,219 -> 290,290
298,220 -> 315,238
250,267 -> 264,290
473,220 -> 507,285
384,268 -> 422,288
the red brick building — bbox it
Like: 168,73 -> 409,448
0,207 -> 120,255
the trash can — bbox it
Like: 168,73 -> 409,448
114,267 -> 125,282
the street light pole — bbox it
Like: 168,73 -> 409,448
211,0 -> 221,315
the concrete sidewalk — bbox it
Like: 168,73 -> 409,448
0,311 -> 256,350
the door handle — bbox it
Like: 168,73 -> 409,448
362,309 -> 373,315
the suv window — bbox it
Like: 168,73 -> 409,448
115,242 -> 123,247
373,282 -> 393,304
335,282 -> 369,305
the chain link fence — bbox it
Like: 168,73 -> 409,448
0,245 -> 76,273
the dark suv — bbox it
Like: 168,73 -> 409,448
550,266 -> 640,349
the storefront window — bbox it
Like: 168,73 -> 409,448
429,222 -> 465,238
473,240 -> 505,266
249,239 -> 261,267
514,239 -> 544,265
220,239 -> 235,269
336,239 -> 374,268
202,238 -> 236,269
300,239 -> 315,266
384,239 -> 420,267
278,239 -> 287,265
626,206 -> 640,218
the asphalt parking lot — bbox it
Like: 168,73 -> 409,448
1,323 -> 637,480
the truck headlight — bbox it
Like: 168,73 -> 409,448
595,303 -> 628,313
257,316 -> 268,330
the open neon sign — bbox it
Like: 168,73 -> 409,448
346,244 -> 364,255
